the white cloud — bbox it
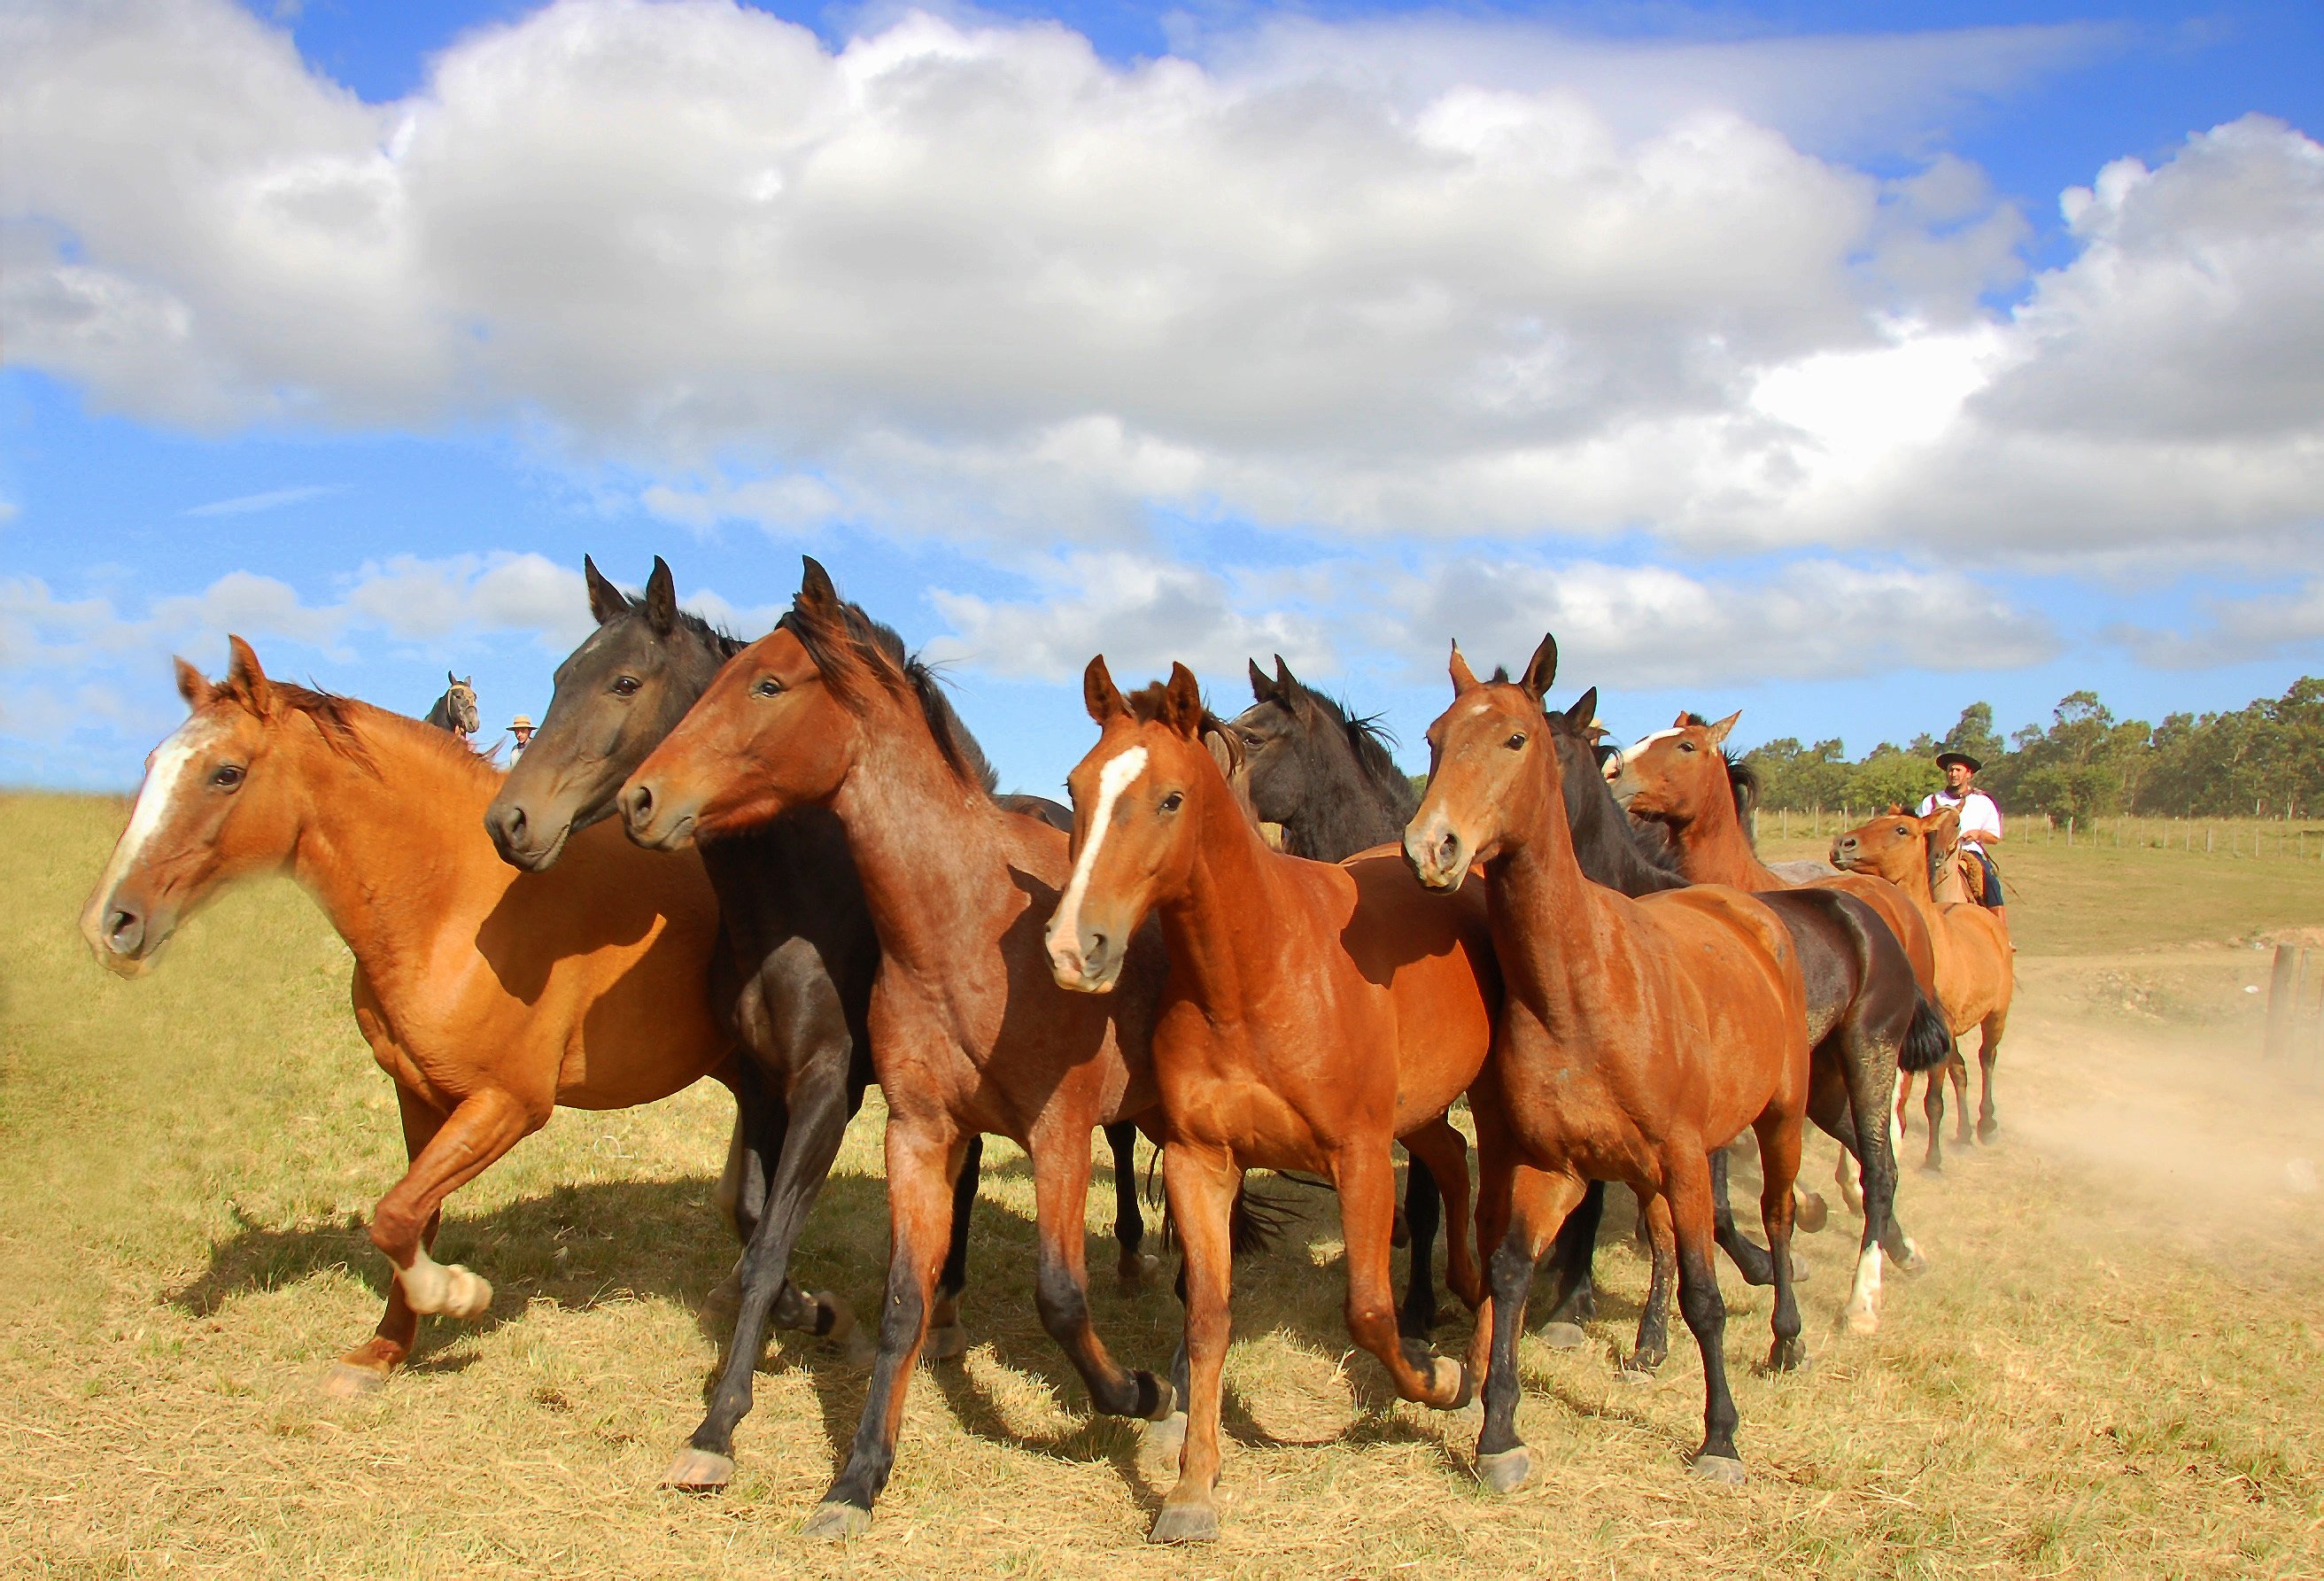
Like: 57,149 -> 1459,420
1382,557 -> 2058,690
183,484 -> 339,516
341,553 -> 593,647
926,551 -> 1335,684
2111,580 -> 2324,671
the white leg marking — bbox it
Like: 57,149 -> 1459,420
81,717 -> 216,951
397,1245 -> 492,1320
1047,745 -> 1147,977
1844,1243 -> 1884,1333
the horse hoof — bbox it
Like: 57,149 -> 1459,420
1789,1253 -> 1812,1283
702,1271 -> 743,1318
1794,1193 -> 1829,1234
922,1323 -> 969,1363
1147,1502 -> 1220,1545
662,1447 -> 735,1492
1538,1321 -> 1588,1351
1897,1243 -> 1930,1275
1918,1160 -> 1943,1176
1692,1453 -> 1747,1486
1476,1445 -> 1532,1494
1979,1120 -> 2000,1143
1843,1305 -> 1879,1337
1141,1376 -> 1178,1422
818,1293 -> 877,1368
801,1500 -> 872,1541
1615,1361 -> 1659,1388
1117,1252 -> 1160,1290
442,1267 -> 492,1321
1430,1356 -> 1473,1411
1142,1411 -> 1188,1469
1766,1337 -> 1809,1374
318,1362 -> 388,1399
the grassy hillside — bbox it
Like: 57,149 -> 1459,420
4,792 -> 2320,1577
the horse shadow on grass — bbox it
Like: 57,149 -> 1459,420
165,1151 -> 1655,1500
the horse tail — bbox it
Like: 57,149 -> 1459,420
1899,992 -> 1952,1073
1230,1182 -> 1294,1258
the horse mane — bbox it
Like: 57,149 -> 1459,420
602,589 -> 748,663
1241,671 -> 1417,861
780,596 -> 997,796
220,676 -> 496,782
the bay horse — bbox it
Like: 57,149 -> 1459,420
1832,805 -> 2014,1156
1406,635 -> 1812,1491
482,557 -> 1145,1493
617,559 -> 1177,1540
80,638 -> 737,1397
1234,660 -> 1938,1338
1048,658 -> 1492,1544
424,672 -> 478,738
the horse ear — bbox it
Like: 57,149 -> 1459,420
226,635 -> 275,716
1520,633 -> 1558,701
799,555 -> 841,613
644,556 -> 677,634
1161,663 -> 1205,737
1449,642 -> 1481,694
1083,655 -> 1128,724
1564,686 -> 1599,732
1672,709 -> 1691,728
1247,657 -> 1274,704
174,656 -> 213,709
1273,654 -> 1298,694
584,554 -> 628,625
1705,709 -> 1741,747
446,670 -> 458,686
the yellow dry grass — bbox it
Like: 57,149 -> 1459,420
4,790 -> 2321,1578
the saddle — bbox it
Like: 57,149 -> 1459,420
1948,847 -> 2002,908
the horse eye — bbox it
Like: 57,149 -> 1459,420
611,675 -> 640,697
1678,741 -> 1696,753
1159,791 -> 1184,813
753,677 -> 784,698
1504,733 -> 1527,751
212,764 -> 244,791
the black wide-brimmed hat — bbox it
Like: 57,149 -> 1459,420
1935,750 -> 1982,773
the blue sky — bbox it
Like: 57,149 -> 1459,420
6,0 -> 2323,794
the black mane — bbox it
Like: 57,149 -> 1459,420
1238,675 -> 1417,861
1552,705 -> 1687,896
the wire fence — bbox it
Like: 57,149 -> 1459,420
1755,807 -> 2324,862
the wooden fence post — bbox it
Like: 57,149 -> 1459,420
2266,943 -> 2300,1060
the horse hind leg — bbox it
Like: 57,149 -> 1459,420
1104,1121 -> 1157,1287
1663,1150 -> 1746,1484
1948,1045 -> 1973,1146
1396,1148 -> 1442,1337
1975,1013 -> 2006,1143
1538,1178 -> 1607,1347
1623,1192 -> 1676,1380
1708,1145 -> 1777,1286
1755,1114 -> 1807,1375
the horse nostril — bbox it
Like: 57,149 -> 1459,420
1084,930 -> 1108,965
503,806 -> 527,841
625,784 -> 655,827
107,907 -> 144,954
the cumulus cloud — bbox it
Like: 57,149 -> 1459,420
1381,557 -> 2058,689
2111,580 -> 2324,671
926,552 -> 1336,683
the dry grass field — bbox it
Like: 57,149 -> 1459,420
4,791 -> 2322,1578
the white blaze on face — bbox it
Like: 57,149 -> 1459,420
1608,725 -> 1685,784
1048,745 -> 1149,978
81,716 -> 219,951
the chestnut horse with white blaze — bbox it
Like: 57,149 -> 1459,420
1832,805 -> 2014,1157
79,639 -> 736,1396
1048,658 -> 1493,1545
617,560 -> 1176,1541
1406,636 -> 1812,1491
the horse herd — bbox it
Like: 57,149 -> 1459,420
74,554 -> 2016,1546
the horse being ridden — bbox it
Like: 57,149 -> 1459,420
482,556 -> 1146,1492
1832,806 -> 2015,1159
424,672 -> 478,739
617,559 -> 1177,1540
1406,636 -> 1813,1491
81,639 -> 737,1397
1049,659 -> 1492,1545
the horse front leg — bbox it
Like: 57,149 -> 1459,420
1149,1143 -> 1241,1546
321,1085 -> 444,1396
1332,1142 -> 1473,1413
1104,1120 -> 1156,1287
1537,1177 -> 1607,1347
1976,1014 -> 2005,1143
1473,1162 -> 1588,1495
803,1114 -> 964,1540
1026,1118 -> 1174,1422
666,1046 -> 867,1492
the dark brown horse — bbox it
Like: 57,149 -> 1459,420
617,560 -> 1175,1539
1406,636 -> 1812,1491
81,639 -> 737,1397
1050,659 -> 1494,1544
481,557 -> 1145,1492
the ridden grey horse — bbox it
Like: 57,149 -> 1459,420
424,673 -> 478,738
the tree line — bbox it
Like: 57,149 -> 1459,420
1739,677 -> 2324,821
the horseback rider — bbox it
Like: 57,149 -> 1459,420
1919,751 -> 2005,928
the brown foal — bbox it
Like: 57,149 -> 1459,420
1832,806 -> 2015,1156
1406,637 -> 1812,1491
79,639 -> 735,1395
617,561 -> 1174,1539
1047,659 -> 1492,1544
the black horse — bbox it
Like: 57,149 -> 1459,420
483,557 -> 1148,1492
1231,655 -> 1939,1362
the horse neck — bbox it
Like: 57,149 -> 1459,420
1654,769 -> 1775,888
1928,847 -> 1967,904
1486,763 -> 1633,1039
282,711 -> 498,981
1561,748 -> 1685,897
825,692 -> 1012,973
1154,768 -> 1299,1017
1282,732 -> 1411,862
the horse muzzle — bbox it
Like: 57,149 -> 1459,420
1829,834 -> 1861,871
78,887 -> 173,977
1046,924 -> 1123,995
484,795 -> 577,872
617,778 -> 699,851
1403,818 -> 1469,893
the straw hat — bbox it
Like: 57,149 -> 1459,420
510,715 -> 534,732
